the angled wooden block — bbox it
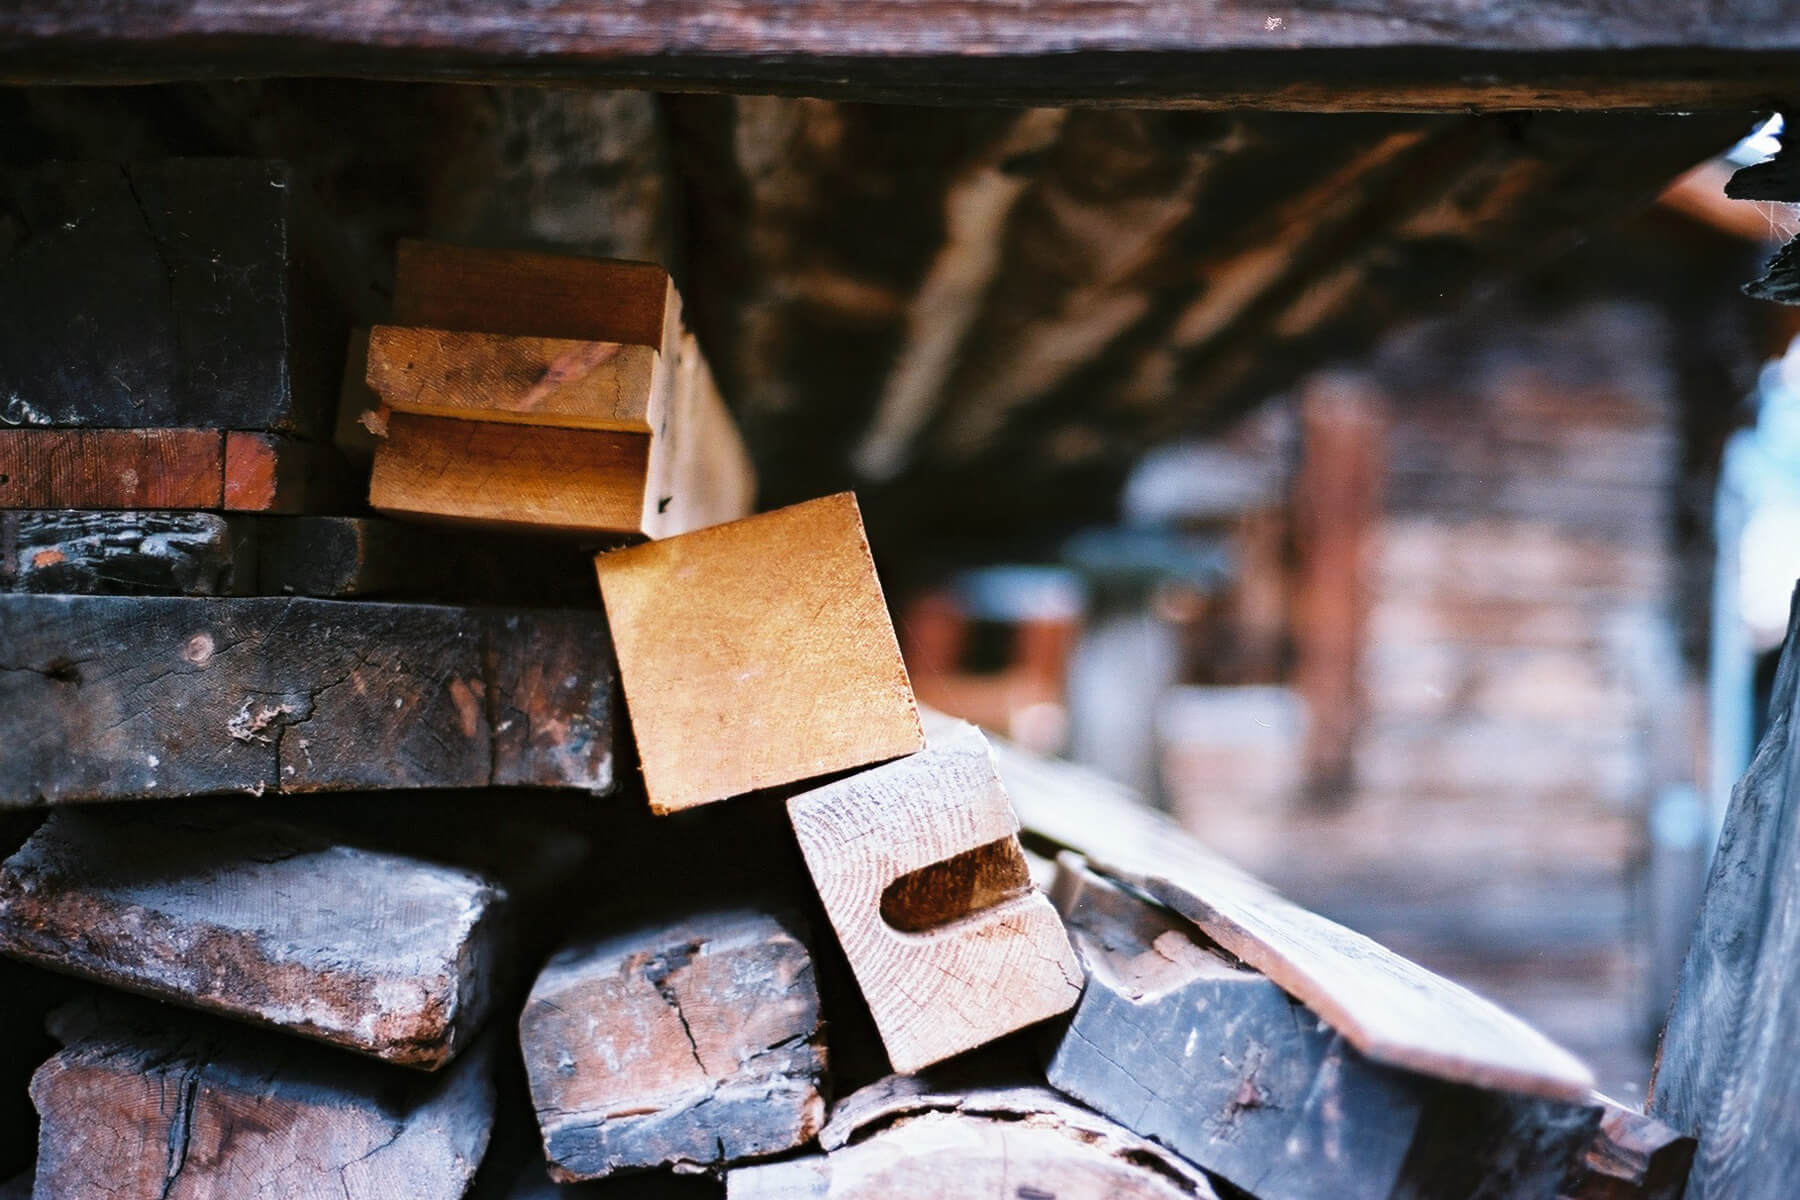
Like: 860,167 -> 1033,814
0,429 -> 222,510
0,807 -> 513,1066
787,721 -> 1079,1073
1044,853 -> 1431,1200
31,997 -> 495,1199
728,1080 -> 1218,1200
0,510 -> 247,595
367,327 -> 660,432
596,493 -> 923,812
521,909 -> 825,1179
0,595 -> 616,804
0,160 -> 337,437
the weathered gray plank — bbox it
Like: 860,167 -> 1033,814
1648,593 -> 1800,1198
0,594 -> 615,803
30,996 -> 495,1199
0,806 -> 511,1067
521,909 -> 825,1180
729,1078 -> 1219,1198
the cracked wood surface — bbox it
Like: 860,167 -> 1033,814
0,593 -> 616,803
29,996 -> 495,1199
949,709 -> 1598,1101
0,159 -> 337,437
729,1078 -> 1218,1199
521,908 -> 825,1180
597,493 -> 922,812
2,0 -> 1800,109
0,807 -> 513,1067
787,719 -> 1079,1073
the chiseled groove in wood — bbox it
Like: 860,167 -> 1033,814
0,594 -> 616,804
370,411 -> 651,535
366,326 -> 660,433
950,709 -> 1597,1101
0,808 -> 510,1067
30,996 -> 496,1199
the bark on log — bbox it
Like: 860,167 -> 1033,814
521,909 -> 826,1179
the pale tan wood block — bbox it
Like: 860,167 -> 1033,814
595,492 -> 923,812
786,721 -> 1081,1072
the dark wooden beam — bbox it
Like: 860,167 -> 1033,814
2,2 -> 1799,109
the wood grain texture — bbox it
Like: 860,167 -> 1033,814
596,493 -> 922,812
640,330 -> 757,541
30,996 -> 495,1199
730,1079 -> 1218,1199
521,909 -> 825,1179
946,709 -> 1598,1101
0,429 -> 222,510
0,159 -> 335,436
0,510 -> 244,595
369,413 -> 651,536
787,721 -> 1079,1072
0,594 -> 616,803
1648,596 -> 1800,1198
1560,1096 -> 1695,1200
222,431 -> 357,514
394,240 -> 674,347
1045,854 -> 1432,1200
3,2 -> 1800,110
366,327 -> 660,433
0,808 -> 509,1066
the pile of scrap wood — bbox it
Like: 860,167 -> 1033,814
0,157 -> 1702,1199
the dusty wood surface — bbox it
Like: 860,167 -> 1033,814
0,807 -> 512,1066
221,431 -> 357,514
0,159 -> 336,436
0,594 -> 616,803
597,493 -> 921,812
3,2 -> 1800,110
1560,1096 -> 1695,1200
1648,597 -> 1800,1198
0,510 -> 244,594
1045,853 -> 1431,1200
0,429 -> 223,510
730,1078 -> 1218,1198
788,720 -> 1079,1072
370,413 -> 653,535
950,709 -> 1598,1100
30,996 -> 495,1199
521,908 -> 825,1179
367,328 -> 659,433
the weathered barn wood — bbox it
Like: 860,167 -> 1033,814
0,510 -> 244,594
0,594 -> 616,803
521,909 -> 825,1179
0,159 -> 337,436
596,493 -> 922,812
1045,853 -> 1431,1200
729,1078 -> 1219,1199
0,429 -> 223,510
944,709 -> 1597,1101
0,806 -> 512,1066
31,996 -> 496,1199
2,1 -> 1799,111
1648,595 -> 1800,1199
1560,1097 -> 1695,1200
787,720 -> 1080,1072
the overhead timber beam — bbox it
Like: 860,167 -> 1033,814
2,1 -> 1799,110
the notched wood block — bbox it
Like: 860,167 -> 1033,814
30,996 -> 496,1199
0,808 -> 511,1067
786,721 -> 1079,1073
596,492 -> 924,813
367,327 -> 660,432
521,909 -> 826,1180
0,594 -> 616,804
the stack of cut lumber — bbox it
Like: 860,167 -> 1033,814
0,157 -> 1697,1199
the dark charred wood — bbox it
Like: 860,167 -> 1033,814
0,510 -> 246,595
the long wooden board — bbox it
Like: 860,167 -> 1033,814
0,594 -> 616,803
0,430 -> 223,510
940,709 -> 1597,1101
